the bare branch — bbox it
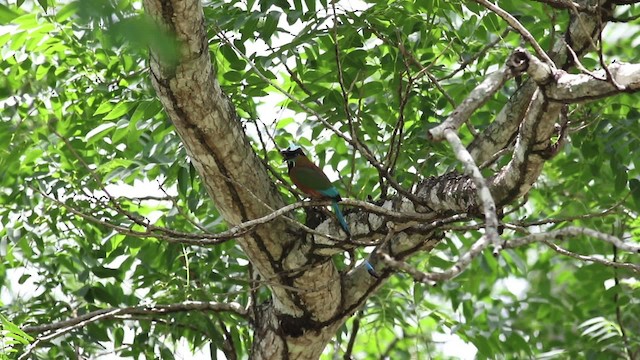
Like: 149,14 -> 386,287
442,130 -> 501,253
564,40 -> 607,80
594,6 -> 626,91
505,227 -> 640,254
510,196 -> 627,228
544,61 -> 640,102
381,226 -> 640,285
542,241 -> 640,273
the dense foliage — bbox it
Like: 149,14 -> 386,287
1,0 -> 639,358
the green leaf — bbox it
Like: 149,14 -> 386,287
276,118 -> 294,129
178,165 -> 189,198
0,4 -> 19,24
56,1 -> 78,22
37,0 -> 48,12
220,44 -> 245,71
97,158 -> 135,176
103,101 -> 136,120
85,122 -> 117,143
94,101 -> 115,116
612,164 -> 627,194
0,314 -> 33,344
113,327 -> 124,348
91,266 -> 122,280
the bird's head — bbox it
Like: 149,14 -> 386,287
280,143 -> 306,164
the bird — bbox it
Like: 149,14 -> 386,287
280,144 -> 350,234
281,144 -> 379,278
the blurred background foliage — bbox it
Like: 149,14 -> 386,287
1,0 -> 639,358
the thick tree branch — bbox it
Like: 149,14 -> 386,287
490,91 -> 563,204
518,46 -> 640,100
547,62 -> 640,101
468,3 -> 607,165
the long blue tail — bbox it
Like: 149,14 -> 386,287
365,260 -> 379,278
331,200 -> 350,235
331,200 -> 378,278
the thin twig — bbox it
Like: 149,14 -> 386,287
395,37 -> 457,107
561,0 -> 625,91
607,13 -> 640,22
478,145 -> 515,169
50,126 -> 147,227
505,227 -> 640,255
19,301 -> 247,359
158,183 -> 209,233
380,226 -> 640,285
19,309 -> 123,360
344,312 -> 361,359
596,8 -> 625,91
22,301 -> 248,334
472,0 -> 556,67
439,28 -> 511,81
542,241 -> 639,273
564,40 -> 606,80
511,196 -> 627,227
